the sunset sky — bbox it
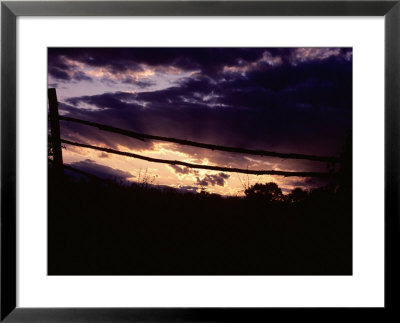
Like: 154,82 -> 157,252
48,48 -> 352,196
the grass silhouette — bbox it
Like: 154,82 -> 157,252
48,165 -> 352,275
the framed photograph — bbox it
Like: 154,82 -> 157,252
1,0 -> 399,321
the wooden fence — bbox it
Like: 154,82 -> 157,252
48,88 -> 340,179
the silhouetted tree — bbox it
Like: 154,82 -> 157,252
308,185 -> 337,206
288,187 -> 308,203
244,182 -> 284,203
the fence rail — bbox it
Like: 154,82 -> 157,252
48,88 -> 340,179
59,115 -> 339,163
61,139 -> 335,178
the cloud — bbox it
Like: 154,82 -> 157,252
69,159 -> 135,181
98,152 -> 109,158
168,165 -> 191,175
48,48 -> 352,84
59,56 -> 351,157
48,48 -> 267,81
196,173 -> 230,187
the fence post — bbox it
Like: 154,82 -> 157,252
48,88 -> 63,174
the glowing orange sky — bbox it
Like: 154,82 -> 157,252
61,139 -> 331,196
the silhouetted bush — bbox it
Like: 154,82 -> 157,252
244,182 -> 284,203
287,187 -> 309,204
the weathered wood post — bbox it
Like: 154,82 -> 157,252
48,88 -> 63,174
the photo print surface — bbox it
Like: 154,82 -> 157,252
48,48 -> 352,275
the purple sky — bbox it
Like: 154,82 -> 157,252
48,47 -> 352,195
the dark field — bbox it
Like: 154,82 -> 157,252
48,169 -> 352,276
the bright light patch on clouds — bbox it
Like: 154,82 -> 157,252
223,50 -> 284,74
292,48 -> 343,63
75,101 -> 105,111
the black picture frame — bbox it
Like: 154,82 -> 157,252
1,0 -> 399,321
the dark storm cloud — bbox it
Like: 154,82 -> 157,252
66,92 -> 134,110
49,66 -> 70,80
48,53 -> 94,82
69,159 -> 134,181
196,173 -> 230,187
121,78 -> 156,88
168,165 -> 191,175
48,48 -> 269,81
221,56 -> 352,110
69,62 -> 347,141
53,47 -> 352,179
49,48 -> 351,76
